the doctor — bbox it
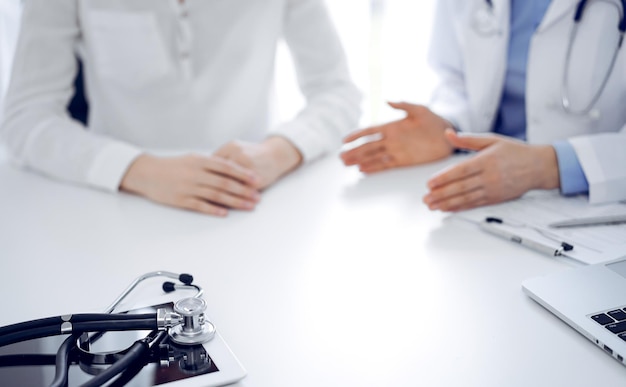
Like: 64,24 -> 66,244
1,0 -> 361,217
342,0 -> 626,212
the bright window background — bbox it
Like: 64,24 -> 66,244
273,0 -> 437,128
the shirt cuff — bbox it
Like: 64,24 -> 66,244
86,142 -> 143,192
271,121 -> 333,164
553,140 -> 589,196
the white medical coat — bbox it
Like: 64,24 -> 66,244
429,0 -> 626,203
1,0 -> 361,192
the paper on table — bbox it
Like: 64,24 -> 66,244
455,190 -> 626,265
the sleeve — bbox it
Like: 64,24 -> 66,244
568,131 -> 626,204
271,0 -> 362,163
0,0 -> 142,192
553,140 -> 590,196
427,0 -> 472,132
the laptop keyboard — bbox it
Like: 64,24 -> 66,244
591,308 -> 626,341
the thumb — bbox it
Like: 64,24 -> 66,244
445,129 -> 498,151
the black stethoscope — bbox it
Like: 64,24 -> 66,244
564,0 -> 625,114
0,271 -> 216,387
475,0 -> 625,115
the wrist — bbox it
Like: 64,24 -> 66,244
119,153 -> 154,194
263,136 -> 303,174
535,145 -> 560,190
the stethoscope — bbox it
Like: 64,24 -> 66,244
563,0 -> 625,114
0,271 -> 216,387
473,0 -> 625,116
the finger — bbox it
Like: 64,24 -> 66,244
343,125 -> 385,144
427,188 -> 489,212
340,140 -> 385,166
424,173 -> 484,207
427,157 -> 483,190
192,186 -> 258,211
387,101 -> 424,114
358,154 -> 394,174
445,129 -> 499,152
180,197 -> 229,217
212,143 -> 233,158
219,151 -> 254,170
196,173 -> 261,202
213,143 -> 256,169
199,156 -> 258,186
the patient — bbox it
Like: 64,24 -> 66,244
1,0 -> 361,216
341,0 -> 625,211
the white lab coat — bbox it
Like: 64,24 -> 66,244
1,0 -> 361,192
428,0 -> 626,204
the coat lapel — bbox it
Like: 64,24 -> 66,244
461,0 -> 510,132
537,0 -> 578,32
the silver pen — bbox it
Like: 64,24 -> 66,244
480,218 -> 574,257
548,214 -> 626,228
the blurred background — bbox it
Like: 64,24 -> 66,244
0,0 -> 437,141
274,0 -> 437,127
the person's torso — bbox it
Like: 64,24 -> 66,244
452,0 -> 626,143
76,0 -> 286,151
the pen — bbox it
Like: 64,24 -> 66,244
548,214 -> 626,228
480,218 -> 574,257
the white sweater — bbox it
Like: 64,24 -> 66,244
1,0 -> 361,191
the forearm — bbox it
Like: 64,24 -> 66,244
262,136 -> 303,175
534,145 -> 560,191
0,0 -> 142,191
277,0 -> 362,163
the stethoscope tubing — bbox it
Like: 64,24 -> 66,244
0,313 -> 156,337
477,0 -> 624,115
0,315 -> 158,348
79,337 -> 151,387
562,0 -> 625,114
0,271 -> 203,387
0,332 -> 165,387
0,353 -> 57,367
50,333 -> 81,387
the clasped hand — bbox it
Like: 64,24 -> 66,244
120,137 -> 302,216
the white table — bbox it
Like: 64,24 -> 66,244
1,153 -> 625,386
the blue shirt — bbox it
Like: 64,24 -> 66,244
493,0 -> 589,194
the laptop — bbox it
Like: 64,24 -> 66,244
523,256 -> 626,365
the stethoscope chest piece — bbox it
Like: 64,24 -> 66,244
169,297 -> 216,345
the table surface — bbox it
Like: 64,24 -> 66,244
1,151 -> 625,386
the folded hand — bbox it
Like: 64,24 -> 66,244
423,130 -> 560,212
120,154 -> 261,216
